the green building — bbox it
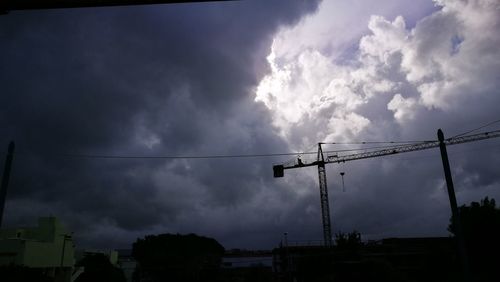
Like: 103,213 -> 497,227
0,217 -> 75,279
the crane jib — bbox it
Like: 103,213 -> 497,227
272,128 -> 500,249
273,129 -> 500,176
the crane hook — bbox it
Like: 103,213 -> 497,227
340,172 -> 346,192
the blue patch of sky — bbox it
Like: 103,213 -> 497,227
402,1 -> 442,30
325,1 -> 442,67
330,39 -> 363,67
293,1 -> 444,69
450,34 -> 464,55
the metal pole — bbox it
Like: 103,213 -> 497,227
60,235 -> 68,267
0,141 -> 15,228
437,129 -> 472,282
283,232 -> 291,282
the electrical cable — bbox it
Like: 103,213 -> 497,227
16,151 -> 318,160
12,142 -> 431,161
279,143 -> 320,166
10,129 -> 498,161
451,118 -> 500,138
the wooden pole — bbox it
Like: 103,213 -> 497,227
0,141 -> 15,228
437,129 -> 472,282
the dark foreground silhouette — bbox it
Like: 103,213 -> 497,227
449,197 -> 500,281
132,233 -> 224,282
2,197 -> 499,282
75,253 -> 126,282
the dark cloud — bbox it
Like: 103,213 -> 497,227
0,1 -> 321,249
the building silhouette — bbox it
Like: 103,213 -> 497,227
0,217 -> 75,281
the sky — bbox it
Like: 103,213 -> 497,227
1,0 -> 499,250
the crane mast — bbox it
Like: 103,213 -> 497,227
273,129 -> 500,246
317,143 -> 332,247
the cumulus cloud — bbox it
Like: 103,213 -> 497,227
256,0 -> 500,239
256,0 -> 500,139
387,93 -> 417,122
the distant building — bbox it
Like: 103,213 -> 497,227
0,217 -> 75,280
221,249 -> 274,282
222,249 -> 273,268
117,249 -> 137,282
272,237 -> 457,282
76,249 -> 119,266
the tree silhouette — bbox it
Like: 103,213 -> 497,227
75,253 -> 126,282
334,230 -> 362,251
448,197 -> 500,281
132,233 -> 224,282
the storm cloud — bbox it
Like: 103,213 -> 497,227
1,0 -> 500,250
0,0 -> 323,249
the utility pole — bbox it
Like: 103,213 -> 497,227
0,141 -> 15,228
437,129 -> 472,282
60,234 -> 72,267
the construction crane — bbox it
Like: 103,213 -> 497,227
273,129 -> 500,247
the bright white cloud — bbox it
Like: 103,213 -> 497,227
387,93 -> 417,122
359,15 -> 408,62
324,112 -> 371,142
256,0 -> 500,144
254,0 -> 500,240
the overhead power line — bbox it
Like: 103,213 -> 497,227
14,140 -> 432,161
452,119 -> 500,138
16,151 -> 317,160
10,126 -> 500,161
